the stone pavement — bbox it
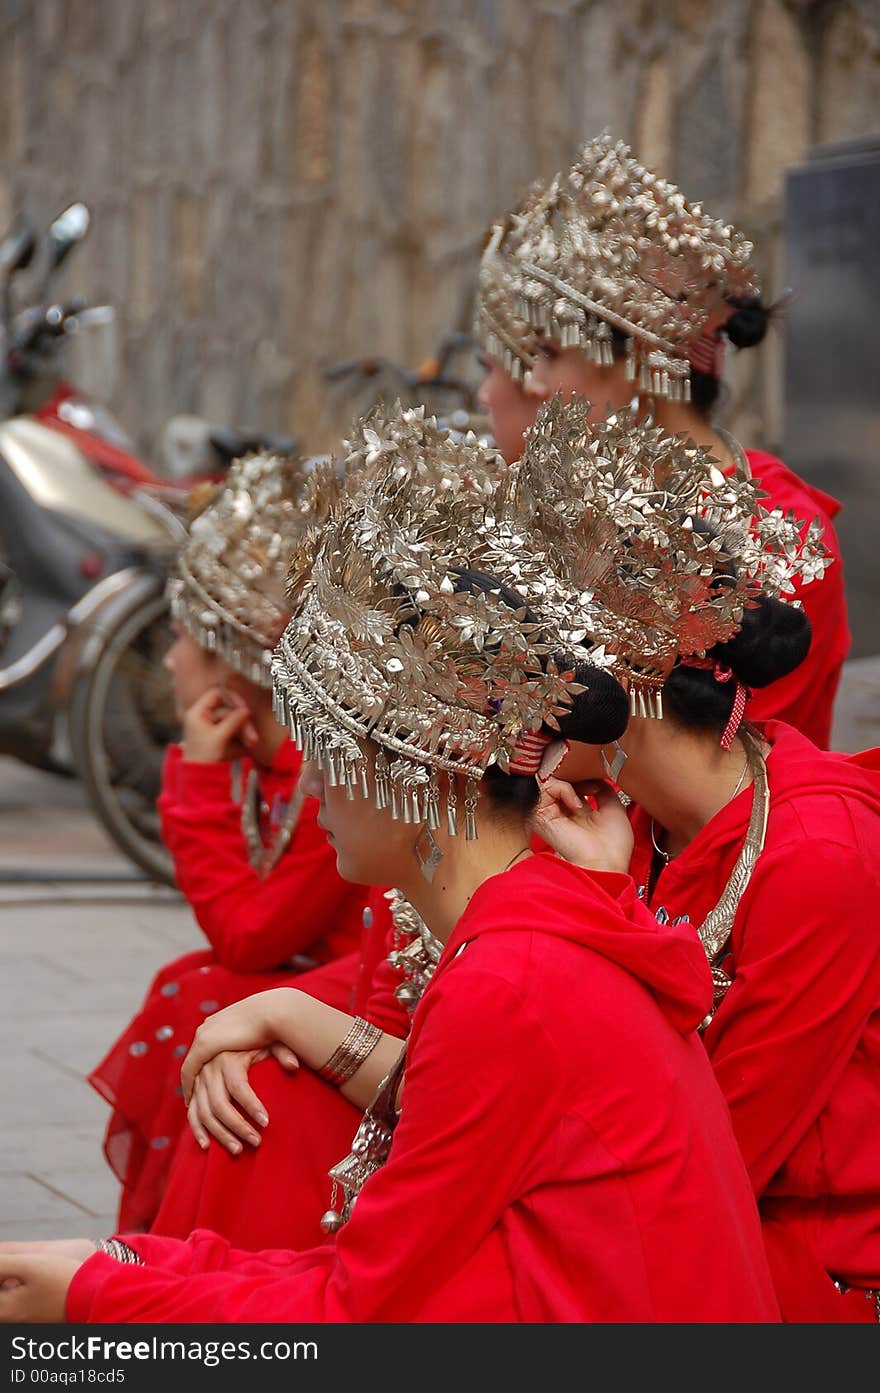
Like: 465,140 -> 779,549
830,655 -> 880,756
0,878 -> 199,1241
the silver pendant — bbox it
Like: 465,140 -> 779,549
320,1209 -> 345,1234
600,740 -> 628,783
413,825 -> 443,883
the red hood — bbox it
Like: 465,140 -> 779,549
660,721 -> 880,871
745,448 -> 842,522
444,851 -> 712,1035
761,719 -> 880,808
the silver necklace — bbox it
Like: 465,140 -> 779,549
240,768 -> 307,877
715,428 -> 752,481
500,845 -> 531,875
645,734 -> 770,1023
650,751 -> 750,867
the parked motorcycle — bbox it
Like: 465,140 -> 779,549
0,203 -> 300,883
0,210 -> 181,881
0,408 -> 180,882
8,202 -> 297,505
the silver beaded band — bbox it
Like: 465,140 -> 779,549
96,1237 -> 145,1266
318,1016 -> 382,1087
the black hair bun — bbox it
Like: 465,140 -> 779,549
721,295 -> 769,350
714,595 -> 811,689
554,660 -> 629,746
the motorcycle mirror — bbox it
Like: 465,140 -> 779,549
46,202 -> 90,272
0,214 -> 37,279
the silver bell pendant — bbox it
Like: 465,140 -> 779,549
394,980 -> 420,1008
320,1209 -> 345,1235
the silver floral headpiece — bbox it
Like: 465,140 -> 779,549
489,132 -> 760,400
516,396 -> 830,715
271,407 -> 602,838
169,451 -> 327,687
475,217 -> 543,382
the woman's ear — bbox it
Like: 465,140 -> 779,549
225,671 -> 258,708
523,368 -> 551,400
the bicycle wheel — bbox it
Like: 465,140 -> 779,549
68,587 -> 180,884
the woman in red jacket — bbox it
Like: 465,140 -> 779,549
0,408 -> 778,1324
518,399 -> 880,1322
147,884 -> 411,1251
476,132 -> 850,747
89,452 -> 369,1233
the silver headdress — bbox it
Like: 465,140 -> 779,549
516,395 -> 830,716
475,213 -> 544,381
482,132 -> 760,400
272,406 -> 603,839
168,451 -> 331,687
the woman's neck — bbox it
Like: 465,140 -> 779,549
647,402 -> 737,471
617,723 -> 752,859
395,820 -> 532,945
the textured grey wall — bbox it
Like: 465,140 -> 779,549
0,0 -> 878,458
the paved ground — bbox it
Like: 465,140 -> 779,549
0,761 -> 200,1240
0,655 -> 878,1242
830,654 -> 880,756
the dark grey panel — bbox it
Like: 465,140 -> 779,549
784,140 -> 880,658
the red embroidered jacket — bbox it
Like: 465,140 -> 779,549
158,740 -> 365,973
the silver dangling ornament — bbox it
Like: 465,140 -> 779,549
319,1049 -> 408,1233
319,1197 -> 345,1235
600,740 -> 628,782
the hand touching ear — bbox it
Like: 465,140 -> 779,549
532,777 -> 633,875
182,687 -> 256,762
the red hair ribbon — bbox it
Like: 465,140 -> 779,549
687,331 -> 726,379
509,729 -> 553,775
679,656 -> 749,751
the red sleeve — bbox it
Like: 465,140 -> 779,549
158,752 -> 361,973
704,843 -> 880,1196
362,922 -> 412,1036
67,965 -> 564,1323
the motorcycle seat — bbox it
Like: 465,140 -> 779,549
208,428 -> 299,465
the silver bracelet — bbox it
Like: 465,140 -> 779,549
318,1016 -> 382,1086
96,1237 -> 145,1266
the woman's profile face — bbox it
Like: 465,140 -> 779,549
163,625 -> 230,717
477,355 -> 540,464
525,345 -> 632,417
299,747 -> 421,887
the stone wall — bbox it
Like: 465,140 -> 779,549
0,0 -> 878,458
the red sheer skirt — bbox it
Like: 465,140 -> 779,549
89,950 -> 359,1233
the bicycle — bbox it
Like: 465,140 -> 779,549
322,332 -> 491,440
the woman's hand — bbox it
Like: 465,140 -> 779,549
182,687 -> 257,763
180,990 -> 297,1104
0,1251 -> 86,1322
532,777 -> 634,874
187,1043 -> 301,1153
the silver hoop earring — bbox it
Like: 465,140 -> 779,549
600,741 -> 628,783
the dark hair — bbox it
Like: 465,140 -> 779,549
690,294 -> 773,417
484,652 -> 630,814
722,294 -> 771,350
609,297 -> 773,419
607,324 -> 723,414
445,570 -> 629,817
663,594 -> 811,734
